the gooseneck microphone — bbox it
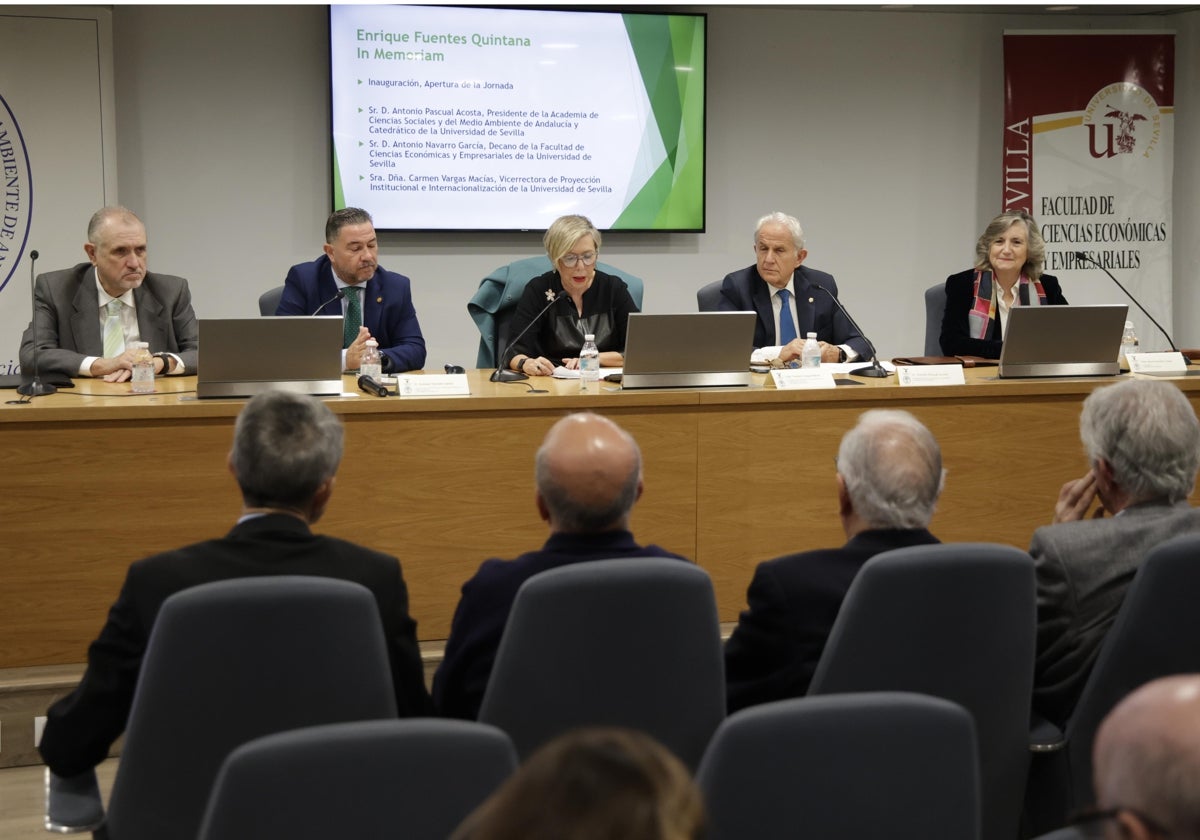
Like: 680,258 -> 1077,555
491,289 -> 569,383
811,283 -> 890,378
1073,251 -> 1187,362
312,289 -> 347,316
17,250 -> 57,398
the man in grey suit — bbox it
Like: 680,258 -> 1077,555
1031,379 -> 1200,726
18,206 -> 198,381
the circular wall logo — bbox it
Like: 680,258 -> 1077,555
1081,81 -> 1162,161
0,92 -> 34,293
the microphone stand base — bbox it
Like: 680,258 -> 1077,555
17,379 -> 58,397
850,364 -> 891,378
490,369 -> 529,383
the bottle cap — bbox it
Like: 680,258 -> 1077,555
585,334 -> 595,341
1124,321 -> 1134,329
366,338 -> 378,346
806,332 -> 817,339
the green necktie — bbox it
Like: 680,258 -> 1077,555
343,286 -> 362,348
102,300 -> 125,358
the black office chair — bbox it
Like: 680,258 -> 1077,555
477,557 -> 725,770
198,719 -> 518,840
924,282 -> 947,355
1025,533 -> 1200,834
808,543 -> 1036,840
696,692 -> 981,840
696,279 -> 722,311
49,576 -> 399,840
258,285 -> 284,316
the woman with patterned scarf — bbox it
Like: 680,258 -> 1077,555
940,211 -> 1068,358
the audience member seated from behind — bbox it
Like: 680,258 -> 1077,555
724,409 -> 944,713
449,727 -> 705,840
939,210 -> 1068,358
432,411 -> 689,719
1088,674 -> 1200,840
717,211 -> 870,365
1031,379 -> 1200,728
277,206 -> 426,373
503,214 -> 638,377
37,390 -> 431,781
18,205 -> 197,381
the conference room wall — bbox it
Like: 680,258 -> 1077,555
107,5 -> 1200,367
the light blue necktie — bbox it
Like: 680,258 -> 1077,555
777,289 -> 798,345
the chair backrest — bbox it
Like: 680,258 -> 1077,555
258,285 -> 284,316
467,257 -> 645,367
808,543 -> 1036,840
924,282 -> 947,355
1060,533 -> 1200,810
105,575 -> 398,840
477,557 -> 724,769
696,693 -> 980,840
198,719 -> 517,840
696,279 -> 723,311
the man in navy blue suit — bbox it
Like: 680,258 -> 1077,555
277,207 -> 426,373
718,211 -> 869,364
724,409 -> 944,713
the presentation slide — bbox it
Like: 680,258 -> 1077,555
329,5 -> 705,232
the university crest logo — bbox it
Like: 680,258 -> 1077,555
1082,81 -> 1161,160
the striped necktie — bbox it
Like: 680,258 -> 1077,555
343,286 -> 362,348
777,289 -> 798,345
102,300 -> 125,357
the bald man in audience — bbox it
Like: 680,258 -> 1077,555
1090,675 -> 1200,839
724,409 -> 944,713
433,412 -> 689,719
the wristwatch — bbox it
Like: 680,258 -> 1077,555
838,347 -> 848,363
154,353 -> 174,374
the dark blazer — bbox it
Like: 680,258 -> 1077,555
724,528 -> 940,714
940,269 -> 1068,358
505,270 -> 638,365
433,530 -> 688,720
1030,501 -> 1200,727
277,254 -> 427,373
18,263 -> 199,377
37,514 -> 431,777
716,264 -> 871,359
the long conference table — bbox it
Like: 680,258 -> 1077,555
4,367 -> 1200,671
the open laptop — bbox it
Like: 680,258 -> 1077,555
621,312 -> 757,389
998,305 -> 1128,378
197,317 -> 344,398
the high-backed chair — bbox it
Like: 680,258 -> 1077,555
696,279 -> 722,311
198,719 -> 517,840
477,557 -> 724,770
924,282 -> 947,355
258,285 -> 284,316
1025,533 -> 1200,833
696,693 -> 980,840
807,543 -> 1036,840
54,576 -> 399,840
467,256 -> 644,368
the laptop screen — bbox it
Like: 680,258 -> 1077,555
197,317 -> 344,398
998,305 -> 1128,378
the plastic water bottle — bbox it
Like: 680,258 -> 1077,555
1120,321 -> 1139,365
360,338 -> 382,380
579,334 -> 600,393
801,332 -> 821,369
130,342 -> 155,393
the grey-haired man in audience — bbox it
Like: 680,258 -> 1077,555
1031,379 -> 1200,727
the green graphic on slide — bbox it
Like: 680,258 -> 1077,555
615,14 -> 705,229
333,142 -> 346,209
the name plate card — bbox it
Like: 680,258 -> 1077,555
1127,352 -> 1188,375
769,368 -> 838,390
897,365 -> 966,387
396,374 -> 471,397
